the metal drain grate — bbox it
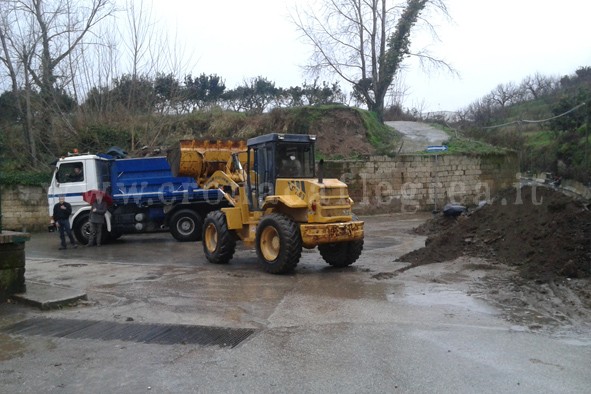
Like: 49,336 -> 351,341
2,318 -> 255,348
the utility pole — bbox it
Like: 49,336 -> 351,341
0,181 -> 3,233
433,154 -> 439,213
585,108 -> 589,173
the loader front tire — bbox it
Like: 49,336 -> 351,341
318,239 -> 364,267
256,213 -> 302,274
203,211 -> 236,264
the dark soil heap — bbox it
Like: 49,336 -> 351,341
399,186 -> 591,281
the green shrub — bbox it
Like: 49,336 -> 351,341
0,171 -> 51,186
77,124 -> 131,153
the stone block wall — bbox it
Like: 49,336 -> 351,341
1,185 -> 49,232
0,152 -> 520,229
323,152 -> 519,214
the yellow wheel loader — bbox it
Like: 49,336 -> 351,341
168,133 -> 364,274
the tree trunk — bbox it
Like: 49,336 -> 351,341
24,78 -> 36,166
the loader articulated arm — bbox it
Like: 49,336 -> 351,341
167,140 -> 250,207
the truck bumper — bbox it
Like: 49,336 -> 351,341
300,220 -> 364,248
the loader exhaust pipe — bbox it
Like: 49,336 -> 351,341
318,159 -> 324,184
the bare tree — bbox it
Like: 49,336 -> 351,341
489,82 -> 519,108
293,0 -> 451,121
519,72 -> 558,101
31,0 -> 114,135
75,22 -> 120,118
0,1 -> 41,163
0,9 -> 19,94
0,0 -> 115,161
117,0 -> 198,148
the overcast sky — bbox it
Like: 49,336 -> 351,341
150,0 -> 591,112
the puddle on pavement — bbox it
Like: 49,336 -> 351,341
363,237 -> 402,251
390,286 -> 497,314
297,272 -> 400,301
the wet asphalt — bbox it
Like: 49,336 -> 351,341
1,213 -> 590,393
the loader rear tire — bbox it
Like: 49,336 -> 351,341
318,239 -> 364,267
256,213 -> 302,274
203,211 -> 236,264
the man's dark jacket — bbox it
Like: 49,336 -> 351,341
52,202 -> 72,221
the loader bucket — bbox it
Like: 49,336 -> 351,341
167,139 -> 247,180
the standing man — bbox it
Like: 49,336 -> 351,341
88,192 -> 107,247
52,195 -> 77,250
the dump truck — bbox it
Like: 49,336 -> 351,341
47,148 -> 241,245
168,133 -> 364,274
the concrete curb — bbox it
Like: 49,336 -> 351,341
11,281 -> 87,310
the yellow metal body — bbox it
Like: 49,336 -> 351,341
221,177 -> 362,248
168,139 -> 248,184
172,138 -> 364,249
300,221 -> 364,249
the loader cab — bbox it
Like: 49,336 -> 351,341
246,133 -> 316,210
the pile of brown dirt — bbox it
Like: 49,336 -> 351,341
399,186 -> 591,281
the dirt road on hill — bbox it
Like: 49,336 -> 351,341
386,121 -> 449,153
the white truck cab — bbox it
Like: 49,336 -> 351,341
48,153 -> 112,236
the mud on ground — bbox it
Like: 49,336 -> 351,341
397,185 -> 591,333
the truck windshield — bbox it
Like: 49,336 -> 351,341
276,143 -> 314,178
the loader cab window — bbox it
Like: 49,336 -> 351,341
247,139 -> 316,210
249,145 -> 274,209
56,162 -> 84,183
276,143 -> 315,178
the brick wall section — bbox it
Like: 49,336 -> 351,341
0,152 -> 519,229
323,152 -> 519,214
1,185 -> 49,232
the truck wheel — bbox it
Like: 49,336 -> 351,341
256,213 -> 302,274
73,213 -> 91,245
203,211 -> 236,264
318,239 -> 364,267
170,209 -> 203,242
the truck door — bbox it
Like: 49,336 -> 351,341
50,160 -> 88,213
96,159 -> 111,194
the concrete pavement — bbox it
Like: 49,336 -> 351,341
1,214 -> 590,393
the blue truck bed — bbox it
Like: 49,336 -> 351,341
109,157 -> 222,205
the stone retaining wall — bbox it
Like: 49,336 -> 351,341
0,152 -> 520,228
324,152 -> 520,214
1,185 -> 49,232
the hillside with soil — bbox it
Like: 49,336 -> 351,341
267,107 -> 379,157
154,106 -> 397,159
